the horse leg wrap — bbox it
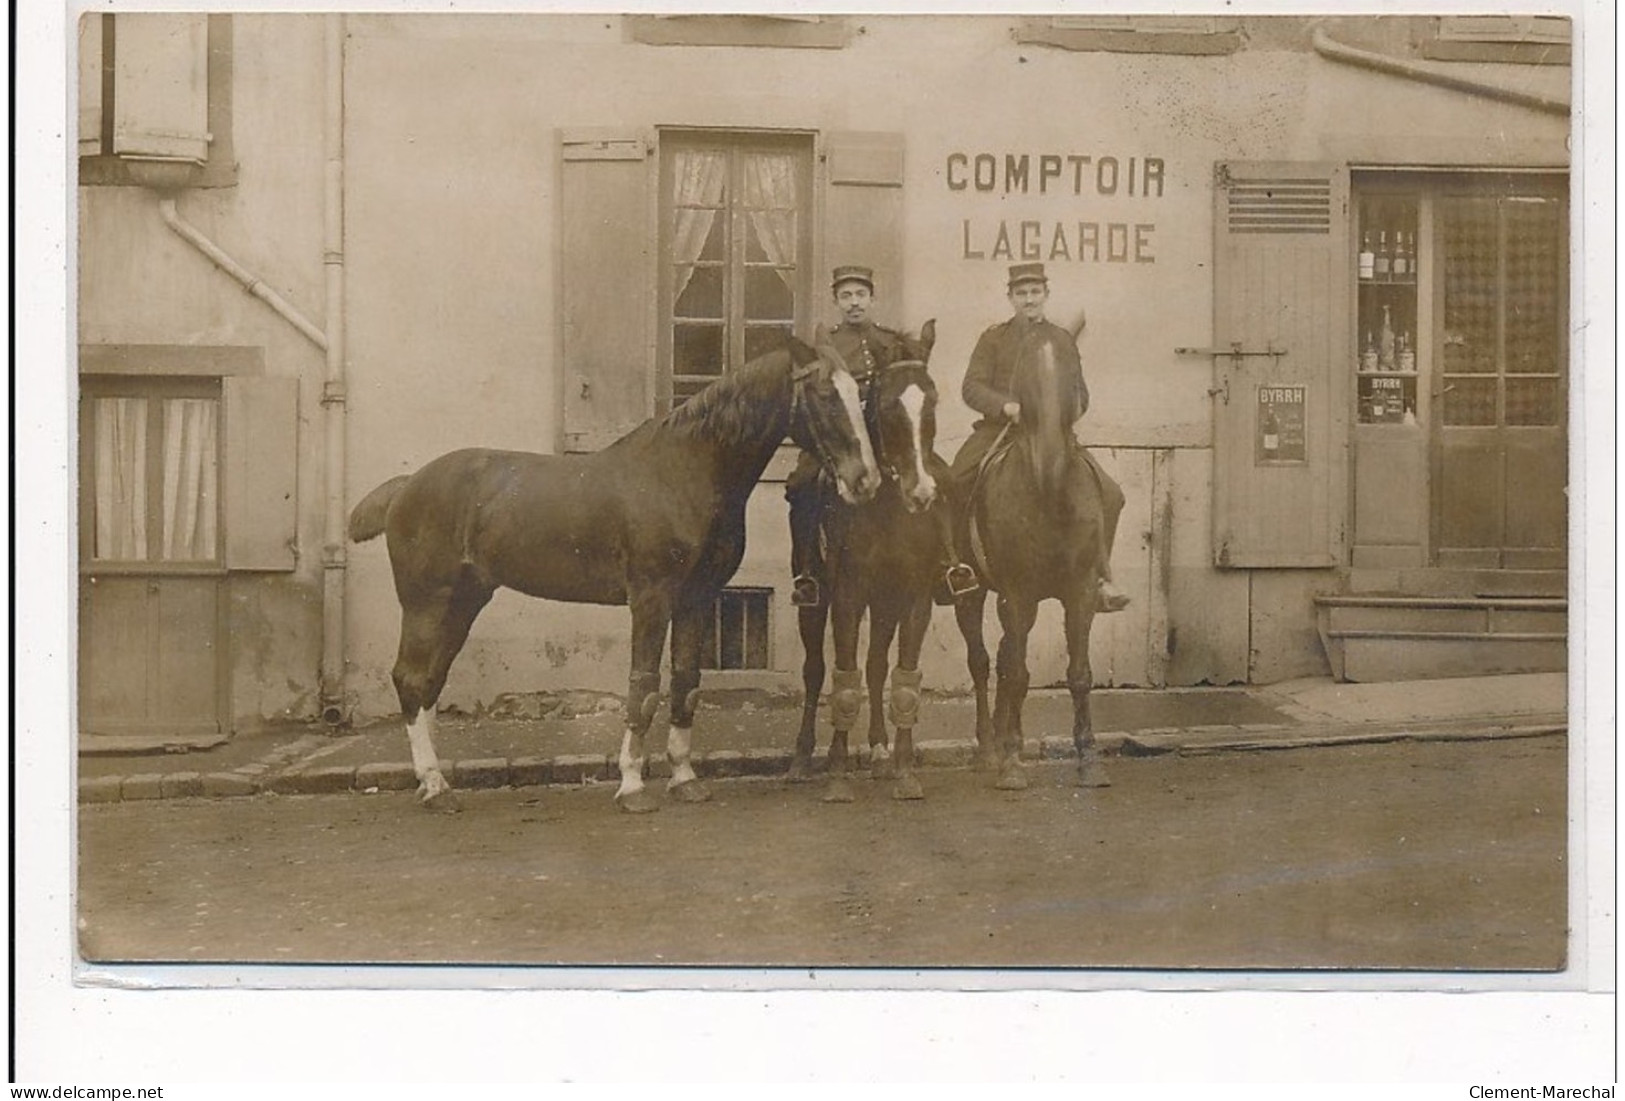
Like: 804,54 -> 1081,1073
830,669 -> 864,733
625,672 -> 662,735
888,667 -> 923,729
669,670 -> 702,728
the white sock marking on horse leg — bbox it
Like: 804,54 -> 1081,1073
668,724 -> 698,787
616,727 -> 646,800
406,708 -> 450,799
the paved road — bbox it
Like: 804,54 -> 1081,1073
77,735 -> 1566,971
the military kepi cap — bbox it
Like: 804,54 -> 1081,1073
831,265 -> 875,291
1007,262 -> 1048,289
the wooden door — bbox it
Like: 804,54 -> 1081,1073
1433,184 -> 1567,569
78,378 -> 226,741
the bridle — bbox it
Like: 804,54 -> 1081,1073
866,358 -> 930,486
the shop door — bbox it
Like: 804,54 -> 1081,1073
1434,187 -> 1567,569
79,378 -> 226,742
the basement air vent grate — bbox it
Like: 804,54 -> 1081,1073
1226,178 -> 1332,234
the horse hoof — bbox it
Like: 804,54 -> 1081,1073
420,787 -> 462,813
615,788 -> 662,814
870,752 -> 894,781
1077,761 -> 1112,789
994,765 -> 1029,792
892,775 -> 924,801
787,757 -> 815,784
668,779 -> 712,804
822,779 -> 856,804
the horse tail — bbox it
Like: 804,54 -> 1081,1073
348,475 -> 411,543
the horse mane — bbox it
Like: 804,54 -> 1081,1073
657,350 -> 791,449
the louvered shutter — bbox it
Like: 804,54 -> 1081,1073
223,375 -> 299,570
113,13 -> 211,165
1211,162 -> 1350,567
559,129 -> 656,453
821,132 -> 906,324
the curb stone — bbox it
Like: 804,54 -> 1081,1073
76,717 -> 1566,804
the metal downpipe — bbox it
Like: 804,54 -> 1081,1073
319,13 -> 349,727
1310,24 -> 1570,117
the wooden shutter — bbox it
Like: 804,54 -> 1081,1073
822,132 -> 906,324
113,14 -> 211,165
559,129 -> 655,452
78,15 -> 105,157
1210,162 -> 1350,568
223,374 -> 298,570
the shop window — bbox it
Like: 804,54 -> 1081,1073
1016,16 -> 1242,56
659,132 -> 815,409
1422,15 -> 1570,64
1439,193 -> 1565,428
78,13 -> 236,188
625,15 -> 853,50
699,588 -> 772,671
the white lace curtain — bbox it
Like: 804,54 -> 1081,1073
161,398 -> 218,560
92,395 -> 217,561
742,151 -> 798,294
671,149 -> 727,306
671,148 -> 800,305
93,398 -> 147,560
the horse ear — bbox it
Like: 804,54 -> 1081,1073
919,318 -> 937,357
814,333 -> 853,377
1068,309 -> 1087,341
786,335 -> 820,369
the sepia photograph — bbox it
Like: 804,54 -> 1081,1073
16,0 -> 1613,1084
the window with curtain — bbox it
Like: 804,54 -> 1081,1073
82,379 -> 222,565
660,132 -> 814,408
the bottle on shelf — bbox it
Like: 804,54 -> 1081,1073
1358,231 -> 1375,280
1373,230 -> 1390,280
1359,330 -> 1378,373
1378,305 -> 1396,371
1397,331 -> 1416,373
1390,231 -> 1408,279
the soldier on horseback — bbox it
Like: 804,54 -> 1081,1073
947,262 -> 1130,613
786,265 -> 977,607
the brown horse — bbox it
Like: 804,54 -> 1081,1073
788,322 -> 950,802
349,337 -> 880,812
954,329 -> 1112,790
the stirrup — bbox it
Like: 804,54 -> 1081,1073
945,563 -> 979,597
1097,581 -> 1131,613
790,575 -> 823,608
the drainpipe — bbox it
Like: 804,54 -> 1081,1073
156,197 -> 328,351
1310,23 -> 1570,117
319,13 -> 349,726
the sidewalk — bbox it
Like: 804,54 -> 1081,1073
76,672 -> 1568,804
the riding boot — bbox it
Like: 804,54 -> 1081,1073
1078,445 -> 1130,614
932,485 -> 979,606
786,458 -> 825,608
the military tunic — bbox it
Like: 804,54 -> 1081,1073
949,316 -> 1089,485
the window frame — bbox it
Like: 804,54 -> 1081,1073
77,13 -> 237,189
1015,16 -> 1243,56
79,374 -> 227,575
655,129 -> 816,413
1421,15 -> 1571,65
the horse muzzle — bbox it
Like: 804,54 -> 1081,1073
901,475 -> 937,514
836,462 -> 883,505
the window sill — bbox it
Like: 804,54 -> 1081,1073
625,15 -> 853,50
1015,18 -> 1243,56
